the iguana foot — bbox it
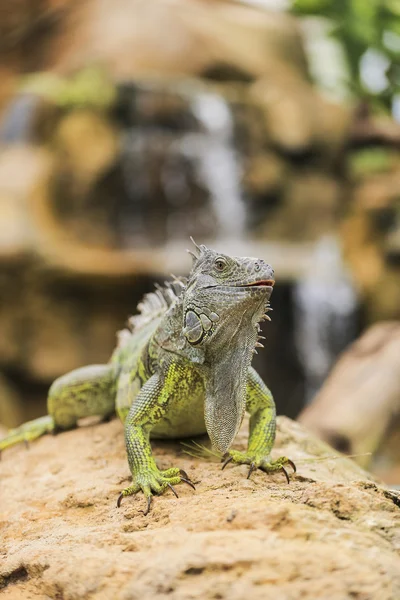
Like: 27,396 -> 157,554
117,467 -> 195,513
222,450 -> 296,484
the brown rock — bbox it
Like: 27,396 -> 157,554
54,1 -> 308,81
1,416 -> 399,599
53,109 -> 118,199
251,77 -> 350,160
299,322 -> 400,469
364,270 -> 400,322
353,172 -> 400,212
243,151 -> 287,198
341,210 -> 384,296
313,97 -> 351,165
261,171 -> 340,241
251,75 -> 315,155
0,146 -> 50,258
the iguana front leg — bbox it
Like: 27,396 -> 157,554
222,367 -> 296,482
118,365 -> 195,513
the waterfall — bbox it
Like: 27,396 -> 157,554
293,236 -> 359,403
189,92 -> 247,241
119,88 -> 247,245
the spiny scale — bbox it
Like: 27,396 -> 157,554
189,236 -> 202,254
187,250 -> 198,261
187,236 -> 205,263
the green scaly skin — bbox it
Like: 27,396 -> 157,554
0,241 -> 295,514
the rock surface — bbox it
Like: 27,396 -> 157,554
299,322 -> 400,471
1,416 -> 400,599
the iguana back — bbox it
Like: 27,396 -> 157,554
111,278 -> 187,421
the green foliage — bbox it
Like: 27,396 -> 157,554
291,0 -> 400,111
21,67 -> 116,110
349,147 -> 398,177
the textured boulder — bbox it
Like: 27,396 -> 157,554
299,322 -> 400,482
1,416 -> 399,599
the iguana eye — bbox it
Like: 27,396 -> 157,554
215,258 -> 227,271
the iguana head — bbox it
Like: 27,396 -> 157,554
183,239 -> 274,453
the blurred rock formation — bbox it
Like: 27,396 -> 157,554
0,0 -> 352,424
0,0 -> 399,458
343,105 -> 400,324
299,322 -> 400,484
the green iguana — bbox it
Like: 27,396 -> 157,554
0,240 -> 295,514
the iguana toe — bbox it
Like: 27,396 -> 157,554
259,457 -> 296,483
117,466 -> 195,512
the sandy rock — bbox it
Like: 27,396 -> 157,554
251,76 -> 315,155
353,172 -> 400,212
312,94 -> 352,159
243,151 -> 287,199
364,269 -> 400,322
1,416 -> 399,599
261,171 -> 340,241
299,322 -> 400,468
53,0 -> 308,81
0,146 -> 51,258
53,110 -> 118,190
251,76 -> 350,160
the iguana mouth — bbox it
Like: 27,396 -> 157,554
208,279 -> 275,291
240,279 -> 275,288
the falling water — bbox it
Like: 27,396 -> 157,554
189,92 -> 247,240
293,236 -> 359,403
120,88 -> 247,245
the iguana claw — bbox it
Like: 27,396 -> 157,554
222,450 -> 296,484
180,477 -> 196,490
140,497 -> 152,516
247,463 -> 256,479
280,466 -> 289,484
177,468 -> 197,490
221,455 -> 233,470
276,459 -> 296,484
117,492 -> 126,508
287,459 -> 297,473
166,483 -> 179,498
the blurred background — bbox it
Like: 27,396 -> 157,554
0,0 -> 399,482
